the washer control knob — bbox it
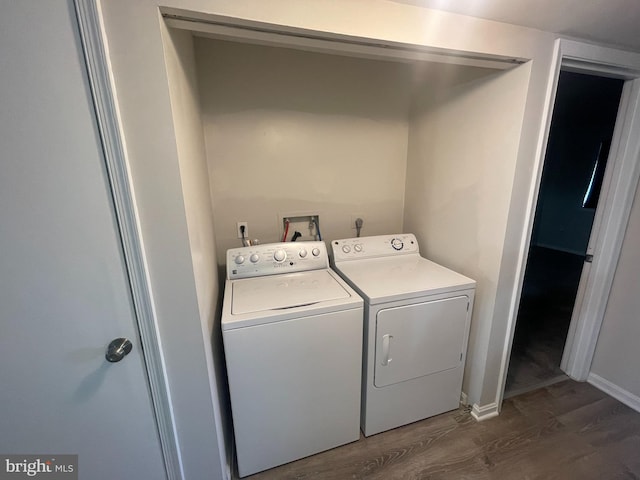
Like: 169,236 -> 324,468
235,255 -> 245,265
391,238 -> 404,251
354,244 -> 363,252
312,248 -> 321,257
273,249 -> 286,262
342,245 -> 351,253
299,249 -> 308,258
250,253 -> 260,263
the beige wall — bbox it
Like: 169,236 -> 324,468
162,27 -> 230,475
196,39 -> 412,263
404,63 -> 532,403
591,181 -> 640,400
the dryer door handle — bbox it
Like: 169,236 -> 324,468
381,334 -> 393,366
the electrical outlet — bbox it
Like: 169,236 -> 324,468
236,222 -> 248,239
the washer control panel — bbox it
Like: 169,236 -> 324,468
332,233 -> 419,261
227,241 -> 328,279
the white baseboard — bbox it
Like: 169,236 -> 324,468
470,402 -> 499,422
460,392 -> 468,406
588,373 -> 640,413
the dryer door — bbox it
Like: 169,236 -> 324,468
374,295 -> 469,388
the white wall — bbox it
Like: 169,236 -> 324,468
590,181 -> 640,403
196,39 -> 411,262
404,64 -> 532,404
161,27 -> 229,477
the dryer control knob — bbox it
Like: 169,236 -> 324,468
312,248 -> 321,257
354,244 -> 363,252
273,249 -> 286,262
342,245 -> 351,253
235,255 -> 245,265
250,253 -> 260,263
299,249 -> 308,258
391,238 -> 404,250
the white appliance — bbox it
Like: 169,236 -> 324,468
331,233 -> 475,437
222,241 -> 363,478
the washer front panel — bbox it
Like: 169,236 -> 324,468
224,306 -> 363,477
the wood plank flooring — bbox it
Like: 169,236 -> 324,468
506,247 -> 583,395
235,380 -> 640,479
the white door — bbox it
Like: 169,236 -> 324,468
0,2 -> 167,478
374,296 -> 469,388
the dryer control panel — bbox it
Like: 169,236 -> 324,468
227,241 -> 329,279
332,234 -> 419,262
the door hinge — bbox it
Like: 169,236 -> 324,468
585,254 -> 594,263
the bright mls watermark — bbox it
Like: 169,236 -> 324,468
0,456 -> 77,479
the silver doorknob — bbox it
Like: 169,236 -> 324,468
105,337 -> 133,363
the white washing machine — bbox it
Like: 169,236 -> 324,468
221,241 -> 363,478
331,234 -> 475,437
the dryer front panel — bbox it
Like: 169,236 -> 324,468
374,295 -> 469,388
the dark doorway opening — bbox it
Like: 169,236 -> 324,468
505,71 -> 624,397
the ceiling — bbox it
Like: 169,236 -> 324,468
390,0 -> 640,52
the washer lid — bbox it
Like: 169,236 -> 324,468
231,269 -> 351,315
334,255 -> 475,304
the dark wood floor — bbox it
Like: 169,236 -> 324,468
506,247 -> 584,395
236,380 -> 640,479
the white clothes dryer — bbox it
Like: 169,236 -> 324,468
222,241 -> 363,477
331,234 -> 475,437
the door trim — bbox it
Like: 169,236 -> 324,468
560,42 -> 640,380
498,39 -> 640,405
74,1 -> 182,478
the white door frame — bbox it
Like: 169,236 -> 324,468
559,41 -> 640,380
74,1 -> 182,478
499,39 -> 640,405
